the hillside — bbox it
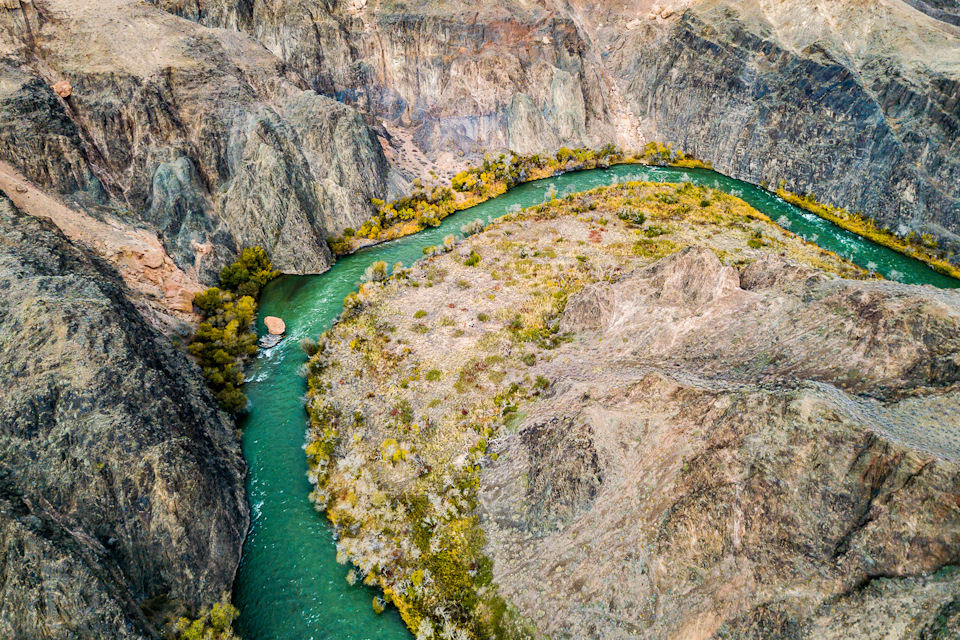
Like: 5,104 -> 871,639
304,182 -> 960,639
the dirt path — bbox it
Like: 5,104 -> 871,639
0,161 -> 202,330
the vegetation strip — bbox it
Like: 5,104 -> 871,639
776,189 -> 960,281
188,247 -> 280,414
327,142 -> 712,255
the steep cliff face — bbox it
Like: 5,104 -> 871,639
147,0 -> 960,254
0,195 -> 249,637
147,0 -> 635,175
599,0 -> 960,248
0,0 -> 393,277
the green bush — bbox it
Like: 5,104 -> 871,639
174,602 -> 239,640
300,337 -> 319,357
218,247 -> 280,299
656,192 -> 679,205
414,310 -> 427,319
464,251 -> 481,267
189,248 -> 279,414
426,369 -> 442,381
363,260 -> 389,283
617,207 -> 646,225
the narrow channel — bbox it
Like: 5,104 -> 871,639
232,165 -> 960,640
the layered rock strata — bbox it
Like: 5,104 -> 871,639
0,0 -> 394,277
149,0 -> 960,253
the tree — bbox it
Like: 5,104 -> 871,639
218,247 -> 279,296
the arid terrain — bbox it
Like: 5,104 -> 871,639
0,0 -> 958,637
305,182 -> 960,639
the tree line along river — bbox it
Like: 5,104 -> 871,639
232,165 -> 960,640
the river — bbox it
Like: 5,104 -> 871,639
232,165 -> 960,640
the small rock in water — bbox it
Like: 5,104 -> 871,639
264,316 -> 285,335
259,333 -> 282,349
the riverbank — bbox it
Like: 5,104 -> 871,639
302,180 -> 882,638
233,162 -> 960,640
328,144 -> 712,256
776,189 -> 960,281
329,144 -> 960,287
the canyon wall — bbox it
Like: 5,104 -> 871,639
149,0 -> 960,254
0,0 -> 394,278
0,195 -> 249,638
602,0 -> 960,248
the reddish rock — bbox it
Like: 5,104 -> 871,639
53,80 -> 72,98
264,316 -> 285,335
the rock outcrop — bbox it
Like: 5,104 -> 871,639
484,245 -> 960,639
0,195 -> 249,637
146,0 -> 633,175
1,0 -> 956,271
0,0 -> 393,278
146,0 -> 960,255
603,0 -> 960,251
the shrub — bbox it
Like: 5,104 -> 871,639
618,207 -> 646,225
521,353 -> 536,366
656,192 -> 679,205
477,313 -> 489,322
300,337 -> 319,357
461,219 -> 485,236
174,601 -> 239,640
218,247 -> 280,298
464,251 -> 481,267
363,260 -> 389,283
414,310 -> 427,319
426,369 -> 442,381
328,236 -> 353,255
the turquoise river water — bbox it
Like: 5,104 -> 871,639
232,165 -> 960,640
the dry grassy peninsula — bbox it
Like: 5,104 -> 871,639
302,182 -> 960,640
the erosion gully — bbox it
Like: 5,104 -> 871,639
233,165 -> 960,640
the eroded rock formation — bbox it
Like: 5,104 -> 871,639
145,0 -> 960,255
484,246 -> 960,638
0,0 -> 394,278
0,195 -> 249,637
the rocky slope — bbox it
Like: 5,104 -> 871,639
146,0 -> 960,258
602,0 -> 960,253
0,195 -> 249,638
2,0 -> 957,275
304,182 -> 960,639
0,0 -> 395,278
